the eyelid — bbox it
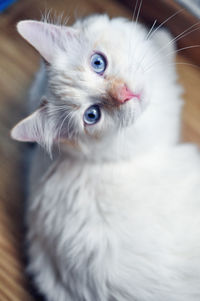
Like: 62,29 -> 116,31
91,50 -> 107,62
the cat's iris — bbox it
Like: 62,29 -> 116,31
84,105 -> 101,125
91,53 -> 107,74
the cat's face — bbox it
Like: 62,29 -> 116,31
11,15 -> 172,157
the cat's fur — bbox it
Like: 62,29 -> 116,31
11,15 -> 200,301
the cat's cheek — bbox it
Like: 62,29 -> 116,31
83,117 -> 106,140
84,124 -> 102,140
59,138 -> 81,151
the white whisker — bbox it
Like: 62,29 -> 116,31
148,8 -> 185,41
133,8 -> 187,75
145,45 -> 200,73
145,20 -> 157,40
135,0 -> 143,26
132,0 -> 140,23
145,22 -> 200,72
57,110 -> 74,151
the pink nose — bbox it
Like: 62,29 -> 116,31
118,85 -> 136,104
108,79 -> 140,105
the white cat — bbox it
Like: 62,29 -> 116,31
11,15 -> 200,301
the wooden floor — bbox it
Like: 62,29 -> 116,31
0,0 -> 200,300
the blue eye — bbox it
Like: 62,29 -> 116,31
84,105 -> 101,125
90,53 -> 107,74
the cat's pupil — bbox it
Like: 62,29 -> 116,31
88,112 -> 95,119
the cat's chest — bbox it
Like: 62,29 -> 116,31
30,150 -> 192,230
30,155 -> 167,247
30,157 -> 139,239
28,159 -> 130,275
28,150 -> 200,293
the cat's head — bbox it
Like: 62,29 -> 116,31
11,15 -> 175,159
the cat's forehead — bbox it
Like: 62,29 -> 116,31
74,16 -> 137,51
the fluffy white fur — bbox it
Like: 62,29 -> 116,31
11,15 -> 200,301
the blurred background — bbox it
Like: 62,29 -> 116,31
0,0 -> 199,300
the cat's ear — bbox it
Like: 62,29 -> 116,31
17,20 -> 78,63
11,103 -> 47,143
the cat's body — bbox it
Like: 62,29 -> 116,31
11,15 -> 200,301
28,144 -> 200,301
